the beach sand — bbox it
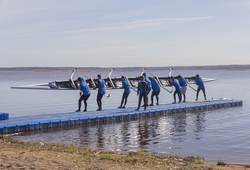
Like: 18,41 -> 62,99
0,135 -> 249,170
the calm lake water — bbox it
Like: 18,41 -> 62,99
0,69 -> 249,164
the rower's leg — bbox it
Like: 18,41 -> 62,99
173,90 -> 177,103
183,93 -> 186,102
97,93 -> 103,110
83,94 -> 90,111
76,95 -> 84,112
178,92 -> 182,103
202,89 -> 207,100
120,92 -> 125,107
150,93 -> 154,105
123,93 -> 129,107
143,93 -> 147,111
196,89 -> 200,100
136,94 -> 143,110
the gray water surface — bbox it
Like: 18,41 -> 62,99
1,69 -> 249,164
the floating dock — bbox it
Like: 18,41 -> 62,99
0,113 -> 9,121
0,99 -> 243,135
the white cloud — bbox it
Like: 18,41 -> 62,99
63,17 -> 213,35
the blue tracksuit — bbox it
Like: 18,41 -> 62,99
122,78 -> 131,93
79,78 -> 91,95
98,78 -> 106,95
179,76 -> 187,87
151,78 -> 161,92
196,77 -> 205,89
169,78 -> 182,92
142,73 -> 152,91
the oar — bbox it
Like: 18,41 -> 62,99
144,67 -> 173,93
113,68 -> 137,92
188,85 -> 197,92
172,68 -> 197,92
78,68 -> 89,79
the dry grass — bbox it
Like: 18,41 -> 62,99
0,135 -> 249,170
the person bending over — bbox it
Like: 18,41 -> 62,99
149,77 -> 161,106
118,76 -> 131,108
168,77 -> 182,104
177,75 -> 187,102
195,74 -> 207,101
75,77 -> 91,112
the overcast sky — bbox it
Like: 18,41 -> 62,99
0,0 -> 250,67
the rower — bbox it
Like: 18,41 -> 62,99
118,76 -> 131,108
168,77 -> 182,104
95,74 -> 106,111
195,74 -> 207,101
135,75 -> 149,111
177,75 -> 187,102
75,77 -> 91,112
142,72 -> 152,106
149,77 -> 161,106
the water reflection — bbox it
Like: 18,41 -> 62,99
14,111 -> 207,154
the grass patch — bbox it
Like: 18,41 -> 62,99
1,134 -> 249,170
217,161 -> 227,166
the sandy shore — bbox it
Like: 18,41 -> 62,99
0,135 -> 249,170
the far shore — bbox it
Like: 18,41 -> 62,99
33,69 -> 92,72
33,69 -> 141,72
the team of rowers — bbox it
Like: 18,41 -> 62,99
75,73 -> 207,112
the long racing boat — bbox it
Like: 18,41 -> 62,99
11,68 -> 217,93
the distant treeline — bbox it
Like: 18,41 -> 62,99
0,65 -> 250,71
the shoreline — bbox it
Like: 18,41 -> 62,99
1,135 -> 249,170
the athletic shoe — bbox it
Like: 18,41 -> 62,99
96,109 -> 102,111
75,110 -> 80,112
172,102 -> 176,104
118,106 -> 123,108
83,110 -> 87,112
149,104 -> 154,106
122,106 -> 125,108
144,108 -> 146,111
156,103 -> 159,105
135,108 -> 139,111
183,101 -> 186,103
178,101 -> 181,103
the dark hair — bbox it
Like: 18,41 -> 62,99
97,74 -> 101,78
149,77 -> 153,81
121,76 -> 125,79
141,75 -> 145,80
196,74 -> 199,78
77,77 -> 82,81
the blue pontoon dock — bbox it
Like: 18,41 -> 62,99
0,99 -> 243,135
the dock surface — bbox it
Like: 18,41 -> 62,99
0,99 -> 243,135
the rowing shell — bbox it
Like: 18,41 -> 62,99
11,68 -> 217,90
